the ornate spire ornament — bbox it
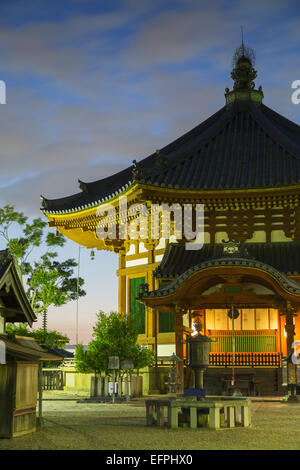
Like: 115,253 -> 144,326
225,28 -> 263,106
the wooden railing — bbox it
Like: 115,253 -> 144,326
209,352 -> 282,367
208,329 -> 277,353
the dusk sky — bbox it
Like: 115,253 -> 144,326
0,0 -> 299,344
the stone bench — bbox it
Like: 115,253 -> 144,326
145,396 -> 251,430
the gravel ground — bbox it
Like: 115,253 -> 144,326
1,392 -> 300,450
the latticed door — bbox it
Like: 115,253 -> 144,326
130,276 -> 146,334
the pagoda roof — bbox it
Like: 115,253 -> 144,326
41,99 -> 300,215
154,242 -> 300,279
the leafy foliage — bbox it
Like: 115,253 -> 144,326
75,311 -> 154,375
0,204 -> 86,326
26,253 -> 85,315
6,323 -> 69,349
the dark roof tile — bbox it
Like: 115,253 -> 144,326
42,101 -> 300,214
154,242 -> 300,279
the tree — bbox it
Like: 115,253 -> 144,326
6,323 -> 70,368
132,345 -> 155,376
6,323 -> 69,349
75,311 -> 154,376
0,204 -> 86,329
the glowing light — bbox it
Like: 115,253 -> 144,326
191,323 -> 198,336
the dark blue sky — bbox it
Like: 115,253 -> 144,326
0,0 -> 299,342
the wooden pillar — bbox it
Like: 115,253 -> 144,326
284,302 -> 296,355
146,242 -> 156,340
118,249 -> 126,314
174,307 -> 185,394
281,302 -> 297,386
294,309 -> 300,342
38,361 -> 43,421
278,309 -> 286,356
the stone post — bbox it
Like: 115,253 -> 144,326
104,376 -> 109,397
96,376 -> 102,397
125,374 -> 129,401
118,376 -> 122,398
90,376 -> 96,397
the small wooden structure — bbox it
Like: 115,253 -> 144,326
0,336 -> 61,438
146,396 -> 251,430
0,250 -> 61,438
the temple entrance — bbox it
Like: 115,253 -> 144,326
139,255 -> 300,396
200,307 -> 283,367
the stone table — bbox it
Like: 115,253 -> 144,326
145,396 -> 251,430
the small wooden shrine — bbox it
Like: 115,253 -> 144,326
0,250 -> 60,438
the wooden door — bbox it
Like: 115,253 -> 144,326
0,362 -> 16,438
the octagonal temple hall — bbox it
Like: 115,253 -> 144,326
41,44 -> 300,396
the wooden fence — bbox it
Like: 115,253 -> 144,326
42,369 -> 64,390
209,352 -> 282,367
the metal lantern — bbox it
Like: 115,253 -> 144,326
187,333 -> 212,389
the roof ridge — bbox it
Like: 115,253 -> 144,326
249,102 -> 300,160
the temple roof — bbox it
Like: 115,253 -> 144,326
0,250 -> 36,325
0,335 -> 63,361
140,255 -> 300,302
41,50 -> 300,216
154,242 -> 300,279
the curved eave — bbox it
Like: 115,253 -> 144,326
43,181 -> 300,220
41,182 -> 139,218
139,258 -> 300,306
41,180 -> 135,216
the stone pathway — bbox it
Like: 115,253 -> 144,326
1,393 -> 300,450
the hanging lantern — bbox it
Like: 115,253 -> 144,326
228,307 -> 240,319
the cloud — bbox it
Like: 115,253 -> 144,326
0,0 -> 299,342
0,0 -> 299,220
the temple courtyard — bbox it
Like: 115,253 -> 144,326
1,391 -> 300,450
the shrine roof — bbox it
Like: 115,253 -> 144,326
0,249 -> 36,325
0,335 -> 64,361
154,242 -> 300,279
